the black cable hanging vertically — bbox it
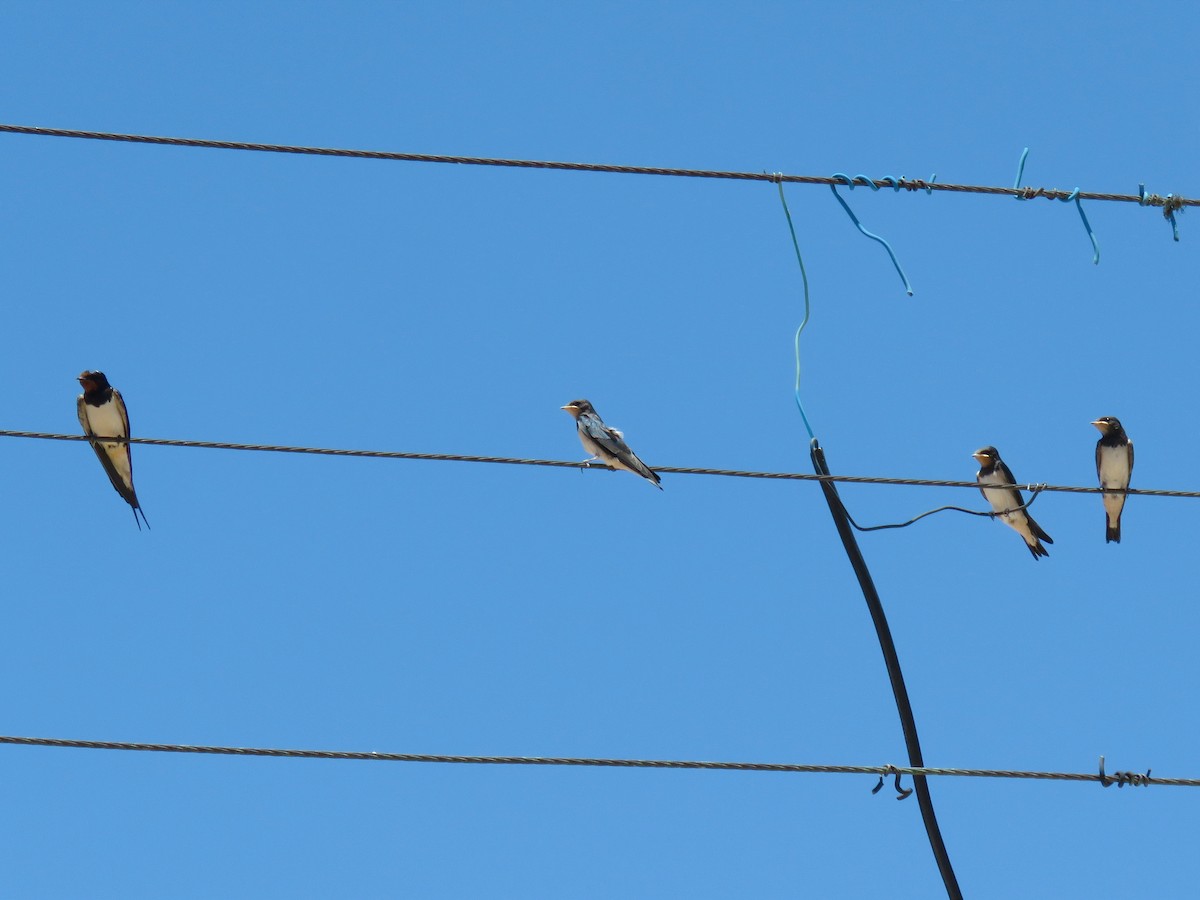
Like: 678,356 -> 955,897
810,437 -> 962,900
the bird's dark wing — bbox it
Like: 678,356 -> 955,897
582,414 -> 661,487
79,394 -> 139,508
112,389 -> 135,483
580,414 -> 633,458
996,460 -> 1026,509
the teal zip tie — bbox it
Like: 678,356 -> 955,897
775,179 -> 815,440
829,174 -> 914,296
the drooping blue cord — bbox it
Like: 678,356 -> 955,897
1013,148 -> 1100,264
775,181 -> 815,440
829,174 -> 914,296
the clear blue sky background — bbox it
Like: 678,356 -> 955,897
1,2 -> 1196,897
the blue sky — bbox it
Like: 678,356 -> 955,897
1,2 -> 1197,897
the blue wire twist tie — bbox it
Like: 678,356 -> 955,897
829,173 -> 914,296
1139,183 -> 1183,242
1012,148 -> 1099,264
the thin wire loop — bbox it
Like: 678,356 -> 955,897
775,180 -> 815,440
839,486 -> 1046,532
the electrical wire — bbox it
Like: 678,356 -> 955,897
810,438 -> 961,899
775,181 -> 816,440
3,429 -> 1195,499
0,735 -> 1181,786
0,123 -> 1193,208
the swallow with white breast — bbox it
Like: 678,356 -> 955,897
1092,416 -> 1133,543
77,370 -> 149,529
561,399 -> 662,489
973,445 -> 1050,559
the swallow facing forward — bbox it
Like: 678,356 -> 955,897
77,371 -> 149,529
561,399 -> 662,489
973,446 -> 1051,559
1092,416 -> 1133,543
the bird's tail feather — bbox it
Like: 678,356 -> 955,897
1030,517 -> 1053,544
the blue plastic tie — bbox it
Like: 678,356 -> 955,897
1061,188 -> 1100,264
1166,195 -> 1181,242
829,173 -> 914,296
774,179 -> 815,440
1138,184 -> 1182,241
1012,148 -> 1100,264
1012,147 -> 1030,198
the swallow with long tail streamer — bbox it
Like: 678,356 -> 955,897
973,445 -> 1049,559
77,371 -> 150,529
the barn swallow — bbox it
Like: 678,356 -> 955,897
1092,416 -> 1133,543
77,371 -> 149,529
972,446 -> 1051,559
561,399 -> 662,489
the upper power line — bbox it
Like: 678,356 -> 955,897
0,123 -> 1192,209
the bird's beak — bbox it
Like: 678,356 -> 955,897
561,404 -> 577,412
1090,419 -> 1108,433
971,452 -> 986,464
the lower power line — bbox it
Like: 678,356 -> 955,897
0,735 -> 1185,786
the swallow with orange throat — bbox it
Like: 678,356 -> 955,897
973,445 -> 1049,559
77,371 -> 149,529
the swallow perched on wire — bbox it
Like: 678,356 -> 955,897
561,399 -> 662,489
973,446 -> 1050,559
1092,416 -> 1133,543
77,370 -> 149,529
